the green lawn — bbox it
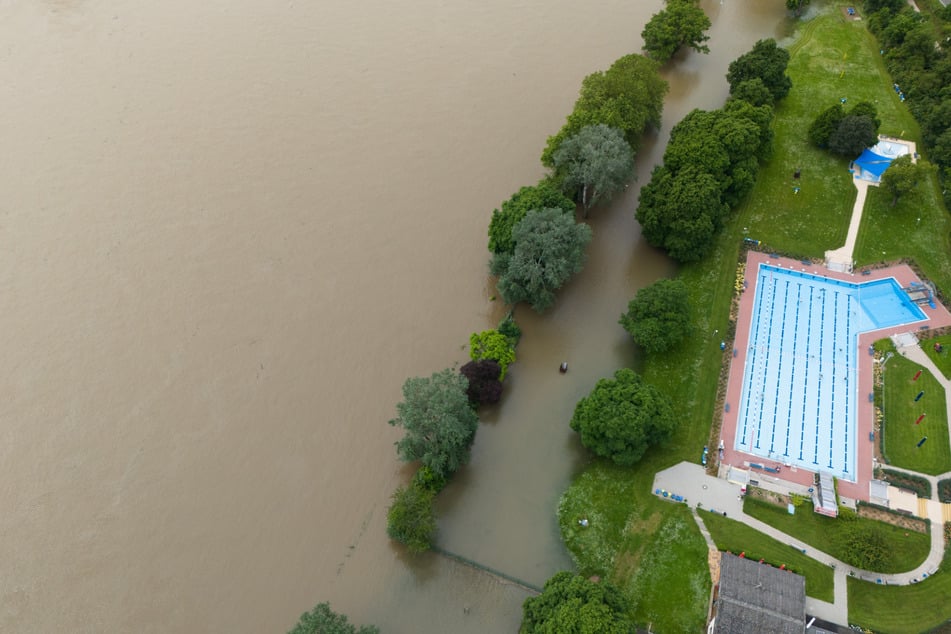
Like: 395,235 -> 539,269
849,544 -> 951,634
881,353 -> 951,474
922,334 -> 951,380
557,7 -> 951,631
744,497 -> 930,574
701,511 -> 834,602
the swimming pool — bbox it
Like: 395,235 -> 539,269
734,265 -> 926,481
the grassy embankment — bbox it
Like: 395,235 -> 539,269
701,510 -> 834,601
558,5 -> 951,632
881,352 -> 951,475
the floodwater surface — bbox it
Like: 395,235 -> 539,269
0,0 -> 786,632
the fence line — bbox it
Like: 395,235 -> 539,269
431,546 -> 543,594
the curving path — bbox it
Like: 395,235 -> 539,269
657,460 -> 947,627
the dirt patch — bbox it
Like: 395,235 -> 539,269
857,504 -> 928,533
746,486 -> 790,507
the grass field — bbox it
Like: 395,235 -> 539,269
557,6 -> 951,631
849,545 -> 951,634
701,511 -> 834,602
922,334 -> 951,380
744,497 -> 931,574
881,353 -> 951,474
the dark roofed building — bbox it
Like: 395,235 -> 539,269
712,552 -> 806,634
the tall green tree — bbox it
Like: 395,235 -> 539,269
487,179 -> 575,255
726,38 -> 792,102
570,369 -> 676,466
641,0 -> 712,63
490,208 -> 593,312
542,54 -> 667,166
619,278 -> 692,353
881,155 -> 929,206
386,483 -> 437,553
389,369 -> 479,478
288,602 -> 379,634
552,124 -> 634,217
521,571 -> 634,634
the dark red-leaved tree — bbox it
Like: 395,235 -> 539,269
460,359 -> 503,406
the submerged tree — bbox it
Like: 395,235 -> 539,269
641,0 -> 712,63
726,38 -> 792,103
521,571 -> 634,634
386,483 -> 437,553
785,0 -> 811,17
460,359 -> 504,406
570,369 -> 676,466
487,178 -> 575,255
552,124 -> 634,217
287,602 -> 379,634
490,207 -> 592,312
389,369 -> 478,478
620,278 -> 692,354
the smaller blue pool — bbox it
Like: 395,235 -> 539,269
858,279 -> 927,330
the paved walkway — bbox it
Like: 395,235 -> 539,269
653,461 -> 948,628
824,178 -> 869,272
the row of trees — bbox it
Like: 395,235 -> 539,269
386,319 -> 520,553
863,0 -> 951,208
484,53 -> 670,315
636,39 -> 788,262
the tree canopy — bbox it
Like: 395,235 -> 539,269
288,602 -> 379,634
641,0 -> 711,64
808,104 -> 845,148
521,571 -> 634,634
469,329 -> 516,378
541,54 -> 667,166
487,179 -> 575,255
389,369 -> 479,478
619,278 -> 692,353
570,369 -> 676,466
490,207 -> 593,312
552,124 -> 634,216
828,114 -> 878,157
636,165 -> 729,263
386,482 -> 437,553
726,38 -> 792,102
459,359 -> 503,406
636,99 -> 773,262
881,155 -> 930,206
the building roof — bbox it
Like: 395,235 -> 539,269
714,552 -> 806,634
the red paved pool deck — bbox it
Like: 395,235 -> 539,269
719,252 -> 951,502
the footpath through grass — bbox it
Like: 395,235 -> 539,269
881,353 -> 951,475
744,497 -> 931,574
849,541 -> 951,634
701,510 -> 834,602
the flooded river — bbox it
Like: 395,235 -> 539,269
0,1 -> 786,632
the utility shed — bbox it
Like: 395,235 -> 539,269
712,552 -> 806,634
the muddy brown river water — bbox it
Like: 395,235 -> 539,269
1,1 -> 788,631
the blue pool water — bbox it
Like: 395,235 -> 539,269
734,265 -> 926,481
